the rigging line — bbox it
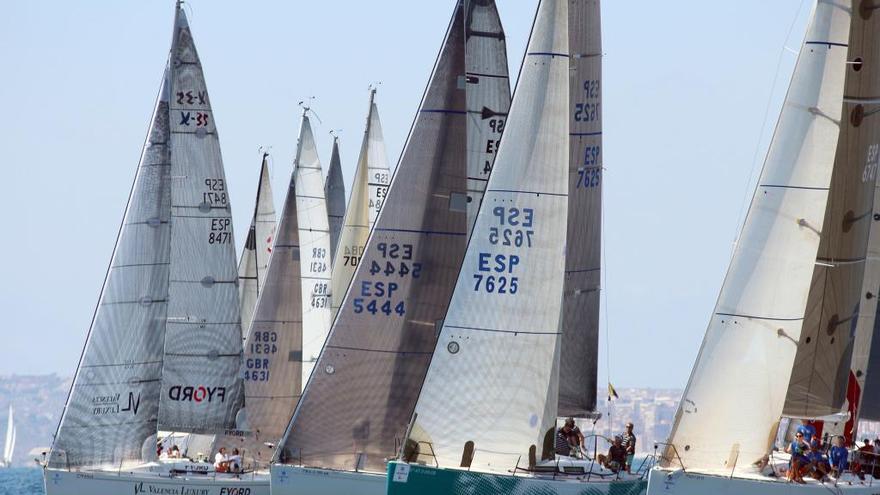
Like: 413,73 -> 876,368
730,0 -> 810,257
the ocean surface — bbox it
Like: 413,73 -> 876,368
0,468 -> 43,495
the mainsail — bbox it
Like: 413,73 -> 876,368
277,0 -> 509,473
48,69 -> 171,469
407,0 -> 570,473
782,5 -> 880,420
664,1 -> 850,474
559,0 -> 602,418
329,90 -> 391,318
156,7 -> 245,434
242,113 -> 330,463
238,153 -> 277,339
4,406 -> 15,465
325,137 -> 346,264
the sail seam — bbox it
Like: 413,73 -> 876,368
445,324 -> 562,336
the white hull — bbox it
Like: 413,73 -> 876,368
648,467 -> 880,494
44,467 -> 269,495
270,464 -> 385,495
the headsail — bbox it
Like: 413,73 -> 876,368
325,137 -> 346,264
48,67 -> 172,471
277,0 -> 477,473
242,113 -> 329,463
664,1 -> 850,474
157,6 -> 244,434
238,153 -> 277,339
4,406 -> 15,465
407,0 -> 570,473
559,0 -> 602,418
329,90 -> 391,319
783,4 -> 880,420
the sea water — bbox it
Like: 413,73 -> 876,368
0,468 -> 43,495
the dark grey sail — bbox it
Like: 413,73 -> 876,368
157,6 -> 245,434
861,307 -> 880,419
783,11 -> 880,419
325,137 -> 346,264
48,72 -> 171,470
277,1 -> 472,473
559,0 -> 602,418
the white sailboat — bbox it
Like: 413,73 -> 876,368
648,1 -> 880,493
238,153 -> 277,340
2,405 -> 14,467
329,88 -> 391,320
270,1 -> 511,494
387,1 -> 645,494
44,4 -> 269,494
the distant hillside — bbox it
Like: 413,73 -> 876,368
0,374 -> 70,467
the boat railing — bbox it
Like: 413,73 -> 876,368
652,442 -> 686,472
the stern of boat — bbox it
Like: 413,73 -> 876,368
269,464 -> 385,495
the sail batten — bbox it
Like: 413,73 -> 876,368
664,0 -> 851,473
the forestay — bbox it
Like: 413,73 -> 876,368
559,0 -> 602,418
48,71 -> 172,469
408,0 -> 570,473
277,1 -> 474,473
664,1 -> 850,474
465,0 -> 511,235
238,153 -> 276,340
784,4 -> 880,420
157,8 -> 245,434
325,137 -> 346,264
330,90 -> 391,319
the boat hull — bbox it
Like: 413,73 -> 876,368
387,461 -> 647,495
269,464 -> 385,495
43,467 -> 269,495
647,467 -> 880,494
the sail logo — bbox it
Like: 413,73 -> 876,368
167,385 -> 226,403
90,392 -> 141,416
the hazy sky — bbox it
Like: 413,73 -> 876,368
0,1 -> 812,389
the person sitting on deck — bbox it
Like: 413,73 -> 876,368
214,447 -> 229,473
785,431 -> 810,484
806,438 -> 829,480
170,445 -> 181,459
228,448 -> 242,473
829,436 -> 849,478
602,436 -> 627,473
796,420 -> 816,444
858,438 -> 876,478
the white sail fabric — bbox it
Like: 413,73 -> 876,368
409,0 -> 570,473
330,91 -> 391,318
558,0 -> 602,418
325,138 -> 346,264
241,114 -> 330,463
294,116 -> 333,386
238,154 -> 277,340
48,70 -> 172,470
4,406 -> 14,464
664,1 -> 850,474
465,0 -> 511,235
157,8 -> 245,434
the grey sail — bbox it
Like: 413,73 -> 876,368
157,7 -> 245,434
278,1 -> 475,473
325,137 -> 346,264
48,71 -> 172,470
238,154 -> 276,340
559,0 -> 602,418
861,300 -> 880,420
464,0 -> 511,235
782,10 -> 879,419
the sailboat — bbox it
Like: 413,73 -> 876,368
325,135 -> 346,265
43,4 -> 268,494
238,153 -> 277,339
648,1 -> 880,493
270,1 -> 511,494
238,110 -> 333,467
387,1 -> 645,494
329,88 -> 391,319
2,405 -> 14,468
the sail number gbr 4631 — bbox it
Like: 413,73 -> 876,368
473,206 -> 533,295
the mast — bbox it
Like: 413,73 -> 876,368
407,0 -> 570,473
559,0 -> 602,418
663,0 -> 851,474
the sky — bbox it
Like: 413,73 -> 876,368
0,1 -> 813,389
